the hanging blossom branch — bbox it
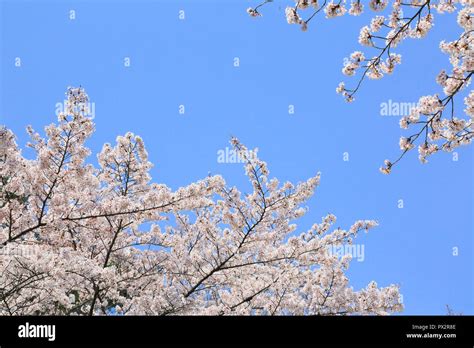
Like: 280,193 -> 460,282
247,0 -> 474,173
247,0 -> 275,17
0,88 -> 402,315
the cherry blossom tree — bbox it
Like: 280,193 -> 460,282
0,88 -> 402,315
247,0 -> 474,172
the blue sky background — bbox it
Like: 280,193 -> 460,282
0,0 -> 472,315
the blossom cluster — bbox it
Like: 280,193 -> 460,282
247,0 -> 473,171
380,11 -> 473,172
0,88 -> 402,315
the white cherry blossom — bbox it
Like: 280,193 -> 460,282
0,88 -> 402,315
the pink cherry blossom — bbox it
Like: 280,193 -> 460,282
0,88 -> 402,315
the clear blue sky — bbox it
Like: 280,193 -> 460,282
1,0 -> 472,315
